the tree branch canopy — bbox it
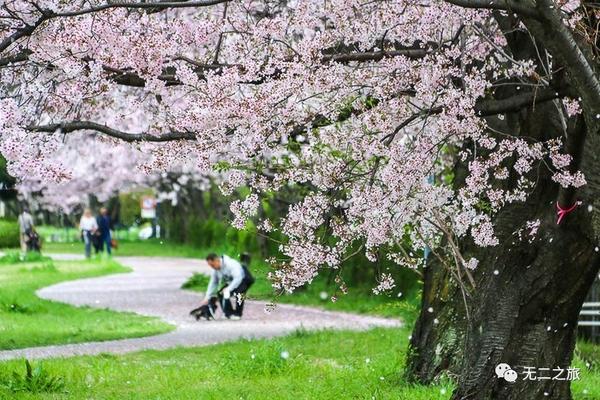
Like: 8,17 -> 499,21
0,1 -> 230,54
25,87 -> 564,144
4,6 -> 600,400
522,0 -> 600,123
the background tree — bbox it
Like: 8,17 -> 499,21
0,154 -> 17,202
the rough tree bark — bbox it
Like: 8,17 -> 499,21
408,108 -> 600,400
407,3 -> 600,397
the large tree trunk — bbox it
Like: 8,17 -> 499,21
452,208 -> 598,399
406,255 -> 466,382
408,175 -> 600,400
407,88 -> 600,398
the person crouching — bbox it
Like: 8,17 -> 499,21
196,253 -> 254,320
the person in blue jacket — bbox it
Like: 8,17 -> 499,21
96,207 -> 113,255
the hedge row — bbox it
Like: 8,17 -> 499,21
0,219 -> 20,248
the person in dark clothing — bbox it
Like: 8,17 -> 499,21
91,231 -> 103,254
96,207 -> 112,255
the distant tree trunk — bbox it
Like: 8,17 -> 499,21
107,195 -> 121,226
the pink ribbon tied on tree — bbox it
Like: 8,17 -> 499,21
556,201 -> 580,225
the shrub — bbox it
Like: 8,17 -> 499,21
0,219 -> 19,248
181,273 -> 209,289
1,360 -> 65,394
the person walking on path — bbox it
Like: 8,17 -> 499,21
96,207 -> 113,255
17,206 -> 35,252
196,253 -> 254,320
79,208 -> 98,258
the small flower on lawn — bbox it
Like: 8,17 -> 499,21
280,351 -> 290,360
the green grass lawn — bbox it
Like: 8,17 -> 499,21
0,327 -> 453,400
0,252 -> 172,350
40,239 -> 201,258
2,241 -> 599,399
34,225 -> 142,244
0,325 -> 598,399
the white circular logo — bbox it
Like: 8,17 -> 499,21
495,363 -> 511,378
495,363 -> 517,383
503,369 -> 518,383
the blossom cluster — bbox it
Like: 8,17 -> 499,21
0,0 -> 588,293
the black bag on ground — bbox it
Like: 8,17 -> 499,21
25,228 -> 41,252
240,252 -> 255,289
242,265 -> 255,288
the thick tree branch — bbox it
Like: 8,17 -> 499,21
0,49 -> 31,67
28,88 -> 564,144
8,47 -> 438,88
28,121 -> 196,142
523,0 -> 600,122
111,46 -> 437,84
443,0 -> 540,19
0,18 -> 44,53
384,88 -> 564,143
475,87 -> 562,116
322,49 -> 429,63
38,0 -> 231,18
0,1 -> 229,55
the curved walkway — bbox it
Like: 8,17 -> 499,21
0,255 -> 400,361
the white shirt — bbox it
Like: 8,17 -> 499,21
18,212 -> 34,233
80,216 -> 98,231
204,255 -> 245,300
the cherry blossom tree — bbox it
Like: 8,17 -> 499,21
2,1 -> 600,399
16,133 -> 148,211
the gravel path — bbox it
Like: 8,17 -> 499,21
0,255 -> 400,361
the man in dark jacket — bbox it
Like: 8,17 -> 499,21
96,207 -> 112,255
